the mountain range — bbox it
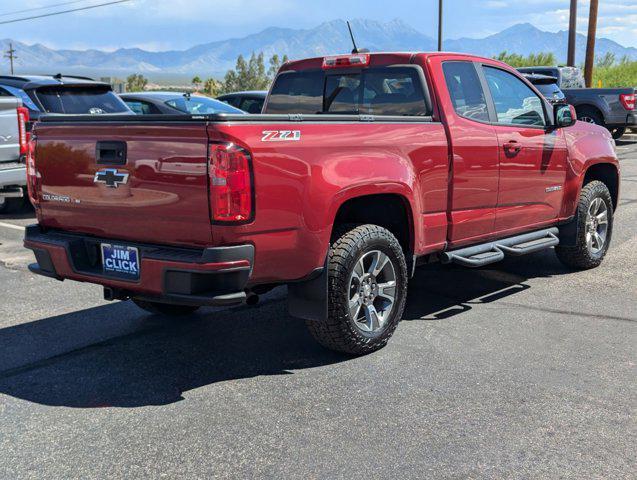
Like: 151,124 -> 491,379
1,19 -> 636,79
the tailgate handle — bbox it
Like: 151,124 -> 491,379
96,141 -> 127,165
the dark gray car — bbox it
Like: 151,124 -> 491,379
217,91 -> 267,114
0,74 -> 131,121
120,92 -> 245,115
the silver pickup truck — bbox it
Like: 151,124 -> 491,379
0,95 -> 27,213
518,66 -> 636,139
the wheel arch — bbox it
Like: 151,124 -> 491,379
331,192 -> 415,259
583,162 -> 619,211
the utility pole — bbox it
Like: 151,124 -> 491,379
567,0 -> 577,66
584,0 -> 598,87
4,43 -> 17,75
437,0 -> 443,51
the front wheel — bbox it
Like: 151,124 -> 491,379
556,180 -> 613,269
306,224 -> 408,355
132,298 -> 200,316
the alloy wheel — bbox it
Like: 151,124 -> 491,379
585,197 -> 609,254
348,250 -> 397,333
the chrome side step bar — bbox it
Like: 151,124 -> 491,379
441,228 -> 559,268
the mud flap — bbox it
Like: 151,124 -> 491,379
287,264 -> 328,321
558,215 -> 578,247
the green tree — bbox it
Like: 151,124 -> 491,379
494,51 -> 556,68
595,52 -> 616,68
126,73 -> 148,92
191,75 -> 202,91
221,52 -> 286,94
203,77 -> 222,97
268,54 -> 289,79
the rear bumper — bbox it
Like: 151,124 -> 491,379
607,112 -> 636,127
0,163 -> 26,189
24,225 -> 254,306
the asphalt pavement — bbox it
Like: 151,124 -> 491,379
0,136 -> 635,479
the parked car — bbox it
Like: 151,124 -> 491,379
522,74 -> 567,105
120,92 -> 245,115
518,66 -> 635,139
0,94 -> 28,213
0,74 -> 131,211
217,91 -> 267,113
25,52 -> 619,355
0,74 -> 131,121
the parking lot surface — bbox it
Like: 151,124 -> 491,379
0,136 -> 635,479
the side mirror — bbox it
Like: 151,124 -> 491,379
554,103 -> 577,127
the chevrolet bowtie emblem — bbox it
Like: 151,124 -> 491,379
94,168 -> 129,188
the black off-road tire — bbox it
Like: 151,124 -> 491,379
305,224 -> 408,355
610,127 -> 626,140
0,196 -> 27,214
556,180 -> 613,269
132,298 -> 200,316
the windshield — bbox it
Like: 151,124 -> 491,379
35,86 -> 130,114
165,96 -> 245,114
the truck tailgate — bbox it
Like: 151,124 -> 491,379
34,122 -> 212,247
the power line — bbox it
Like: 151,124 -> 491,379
0,0 -> 131,25
0,0 -> 92,18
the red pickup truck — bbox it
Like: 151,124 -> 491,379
24,52 -> 619,355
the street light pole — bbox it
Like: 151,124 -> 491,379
567,0 -> 577,66
437,0 -> 443,52
584,0 -> 598,87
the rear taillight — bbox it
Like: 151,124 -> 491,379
620,93 -> 635,110
209,143 -> 253,223
26,135 -> 39,205
17,106 -> 29,155
322,54 -> 370,69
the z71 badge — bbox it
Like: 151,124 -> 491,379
261,130 -> 301,142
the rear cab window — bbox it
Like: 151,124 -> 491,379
35,86 -> 130,114
265,67 -> 428,116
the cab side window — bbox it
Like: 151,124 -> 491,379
442,61 -> 489,122
483,67 -> 546,127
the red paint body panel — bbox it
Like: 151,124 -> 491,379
34,123 -> 213,247
28,52 -> 620,297
208,121 -> 448,282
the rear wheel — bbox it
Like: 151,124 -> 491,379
577,107 -> 604,128
610,127 -> 626,140
556,180 -> 613,269
132,298 -> 200,316
306,224 -> 408,355
0,196 -> 27,214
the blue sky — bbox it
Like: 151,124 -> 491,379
1,0 -> 636,50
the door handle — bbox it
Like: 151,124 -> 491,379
503,140 -> 521,154
96,141 -> 127,165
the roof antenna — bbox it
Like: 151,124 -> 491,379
347,21 -> 369,54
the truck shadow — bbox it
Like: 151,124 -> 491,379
0,293 -> 346,408
0,249 -> 570,409
403,248 -> 567,320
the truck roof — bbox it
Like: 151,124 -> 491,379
281,51 -> 509,71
